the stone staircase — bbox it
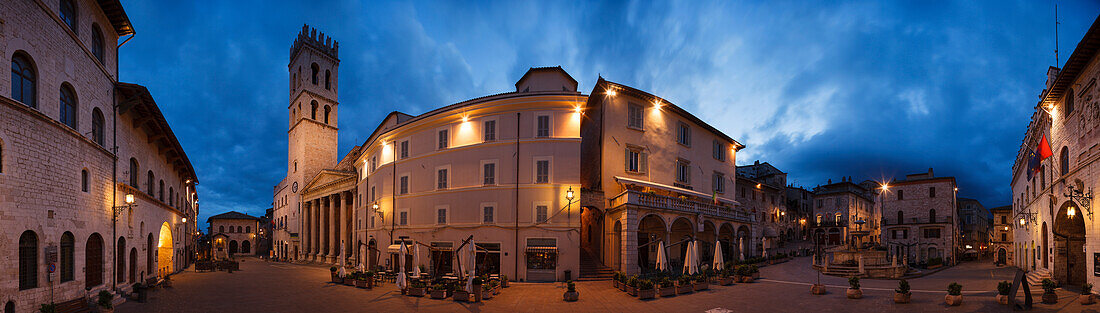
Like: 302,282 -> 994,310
577,250 -> 613,281
1026,268 -> 1053,287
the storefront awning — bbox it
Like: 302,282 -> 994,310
614,176 -> 740,206
387,244 -> 407,253
525,247 -> 557,253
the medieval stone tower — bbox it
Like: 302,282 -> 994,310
287,24 -> 340,183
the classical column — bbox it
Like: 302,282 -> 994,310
329,193 -> 339,262
337,192 -> 347,265
321,197 -> 330,261
345,191 -> 354,265
314,198 -> 322,260
303,201 -> 311,261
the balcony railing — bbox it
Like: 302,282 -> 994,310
809,220 -> 849,228
610,190 -> 753,223
882,216 -> 953,226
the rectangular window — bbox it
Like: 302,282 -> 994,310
483,163 -> 496,185
437,169 -> 448,189
370,216 -> 375,229
676,160 -> 691,184
625,147 -> 647,173
535,205 -> 549,223
371,156 -> 377,172
438,129 -> 449,149
712,140 -> 725,161
898,190 -> 904,200
535,160 -> 550,184
400,140 -> 409,159
370,186 -> 376,202
923,228 -> 941,238
677,122 -> 691,146
399,175 -> 409,195
536,115 -> 551,137
437,208 -> 447,224
484,120 -> 496,141
483,206 -> 494,223
929,187 -> 936,198
713,172 -> 725,193
399,211 -> 408,226
627,103 -> 643,129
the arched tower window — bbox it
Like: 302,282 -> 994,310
169,187 -> 174,206
1060,146 -> 1070,176
129,158 -> 139,187
81,169 -> 89,192
146,171 -> 155,195
246,226 -> 251,233
59,0 -> 77,33
1065,88 -> 1075,117
92,108 -> 105,146
929,209 -> 937,223
60,83 -> 77,129
92,24 -> 105,63
324,105 -> 330,124
158,180 -> 164,201
19,230 -> 38,290
11,53 -> 37,108
311,63 -> 319,85
60,232 -> 74,282
897,211 -> 904,224
220,226 -> 225,233
311,101 -> 318,120
325,70 -> 331,90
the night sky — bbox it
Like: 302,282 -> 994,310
114,1 -> 1100,228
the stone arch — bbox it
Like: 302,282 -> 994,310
129,247 -> 137,283
147,233 -> 154,273
736,225 -> 751,260
1054,200 -> 1086,286
718,223 -> 735,264
612,220 -> 623,271
242,240 -> 251,254
116,236 -> 126,283
579,205 -> 603,263
229,240 -> 239,255
698,220 -> 717,267
637,214 -> 667,272
157,222 -> 173,278
85,233 -> 104,288
1042,222 -> 1049,268
669,217 -> 695,269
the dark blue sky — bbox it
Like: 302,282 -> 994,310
115,1 -> 1099,226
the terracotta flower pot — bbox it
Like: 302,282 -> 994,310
429,290 -> 448,299
659,286 -> 676,297
719,277 -> 734,286
355,279 -> 369,288
846,288 -> 862,299
638,289 -> 655,300
810,284 -> 827,295
1081,294 -> 1095,305
996,294 -> 1009,305
694,282 -> 709,291
407,287 -> 426,297
894,292 -> 910,304
453,290 -> 471,302
331,273 -> 341,283
482,289 -> 493,300
563,290 -> 579,302
945,294 -> 963,306
343,278 -> 355,286
627,286 -> 637,297
1042,291 -> 1058,304
676,284 -> 693,294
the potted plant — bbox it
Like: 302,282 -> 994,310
97,290 -> 114,313
482,282 -> 494,300
453,285 -> 471,302
38,303 -> 57,313
946,282 -> 963,306
737,265 -> 754,283
637,279 -> 656,299
694,274 -> 709,291
430,283 -> 449,299
718,267 -> 734,286
811,283 -> 827,295
996,281 -> 1011,305
846,277 -> 862,299
1041,278 -> 1058,304
613,272 -> 623,290
470,276 -> 484,302
407,280 -> 427,297
658,278 -> 676,297
330,266 -> 340,283
676,275 -> 694,294
624,275 -> 638,296
1081,283 -> 1094,305
501,275 -> 510,288
343,270 -> 357,286
355,272 -> 369,288
894,279 -> 911,304
749,265 -> 760,280
563,281 -> 579,302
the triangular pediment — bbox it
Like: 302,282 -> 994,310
302,169 -> 355,194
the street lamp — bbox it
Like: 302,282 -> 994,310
566,187 -> 575,225
373,203 -> 383,224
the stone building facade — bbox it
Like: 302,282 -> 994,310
273,26 -> 752,281
786,186 -> 814,240
880,168 -> 958,266
735,161 -> 793,254
957,197 -> 991,259
990,205 -> 1014,266
811,178 -> 878,247
0,0 -> 199,311
207,212 -> 260,259
1012,15 -> 1100,287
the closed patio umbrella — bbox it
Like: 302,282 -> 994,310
413,245 -> 422,278
656,241 -> 667,272
397,242 -> 408,290
682,241 -> 694,275
690,241 -> 700,275
739,237 -> 745,260
713,242 -> 724,271
465,245 -> 477,292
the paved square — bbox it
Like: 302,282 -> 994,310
117,257 -> 1093,312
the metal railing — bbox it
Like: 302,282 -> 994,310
609,190 -> 753,223
882,215 -> 953,226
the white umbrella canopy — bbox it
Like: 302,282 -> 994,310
465,245 -> 477,292
413,245 -> 422,278
338,241 -> 346,277
739,238 -> 745,261
713,242 -> 724,271
397,243 -> 408,290
656,241 -> 668,272
682,241 -> 694,275
690,241 -> 699,275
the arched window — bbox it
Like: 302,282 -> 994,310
129,158 -> 139,187
324,70 -> 331,90
91,24 -> 105,63
246,226 -> 251,233
169,187 -> 174,206
116,237 -> 125,283
146,234 -> 153,273
5,301 -> 13,313
85,233 -> 103,288
59,0 -> 77,33
81,169 -> 89,192
1065,88 -> 1075,117
237,226 -> 243,233
311,63 -> 319,85
1060,146 -> 1070,176
311,101 -> 318,119
60,84 -> 77,128
92,108 -> 105,146
19,230 -> 38,290
128,248 -> 136,283
60,232 -> 74,282
11,53 -> 37,108
897,211 -> 904,224
158,180 -> 164,201
219,226 -> 225,233
242,240 -> 251,253
146,171 -> 155,195
929,209 -> 937,223
323,105 -> 330,124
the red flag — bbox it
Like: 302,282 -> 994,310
1038,134 -> 1053,160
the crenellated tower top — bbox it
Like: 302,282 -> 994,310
290,24 -> 339,62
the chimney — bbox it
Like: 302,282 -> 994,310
1047,66 -> 1060,90
755,160 -> 760,166
928,168 -> 934,177
828,179 -> 832,184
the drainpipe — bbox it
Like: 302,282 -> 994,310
111,32 -> 135,292
515,112 -> 521,280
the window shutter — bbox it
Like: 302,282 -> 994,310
640,151 -> 648,173
625,148 -> 630,171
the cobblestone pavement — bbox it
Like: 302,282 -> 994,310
117,256 -> 1095,313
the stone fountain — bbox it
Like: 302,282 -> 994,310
813,219 -> 908,278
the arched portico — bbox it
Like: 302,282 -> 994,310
1054,200 -> 1086,286
718,223 -> 735,264
669,217 -> 695,269
736,225 -> 751,260
637,214 -> 667,272
157,222 -> 174,278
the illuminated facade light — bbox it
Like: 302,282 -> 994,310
606,89 -> 616,97
1068,206 -> 1076,218
125,194 -> 135,204
182,217 -> 187,223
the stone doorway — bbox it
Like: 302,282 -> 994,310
1054,200 -> 1086,286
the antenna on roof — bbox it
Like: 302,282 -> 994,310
1055,3 -> 1061,66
